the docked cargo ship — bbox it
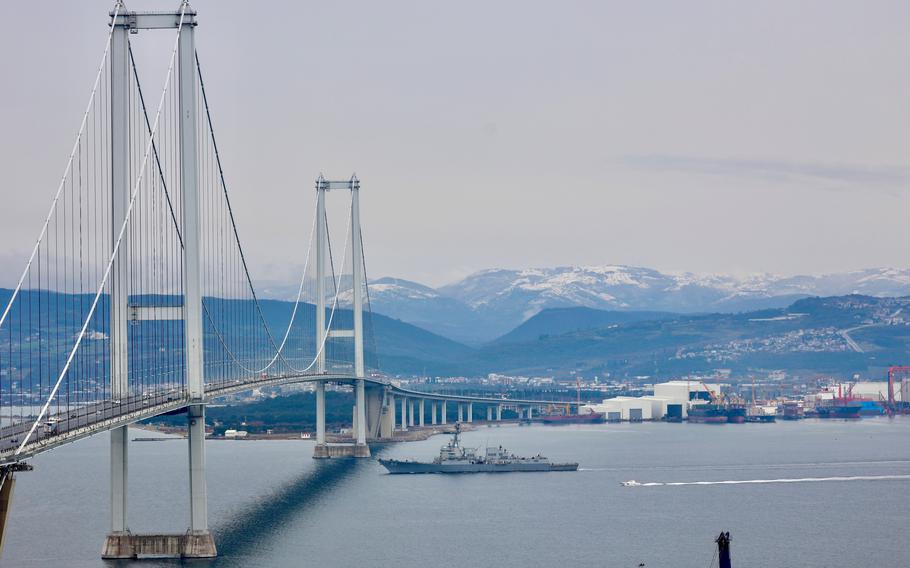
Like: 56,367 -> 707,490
686,404 -> 729,424
781,401 -> 804,420
378,424 -> 578,474
745,405 -> 776,423
538,412 -> 605,425
814,403 -> 862,419
725,405 -> 747,424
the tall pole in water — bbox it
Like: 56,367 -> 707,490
351,176 -> 368,454
108,7 -> 130,539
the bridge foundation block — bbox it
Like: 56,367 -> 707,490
312,444 -> 371,458
102,531 -> 217,559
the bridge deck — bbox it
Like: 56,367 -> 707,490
1,374 -> 582,465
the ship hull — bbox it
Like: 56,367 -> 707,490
745,415 -> 776,423
815,405 -> 862,419
379,459 -> 578,474
687,415 -> 728,424
538,413 -> 605,425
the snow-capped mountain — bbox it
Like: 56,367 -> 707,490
260,266 -> 910,344
429,266 -> 910,342
361,277 -> 495,344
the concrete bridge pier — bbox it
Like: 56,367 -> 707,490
0,468 -> 15,558
457,403 -> 464,422
380,391 -> 395,438
187,405 -> 216,551
364,384 -> 383,440
400,397 -> 408,431
0,463 -> 30,559
441,401 -> 447,424
408,399 -> 415,427
467,402 -> 473,423
431,401 -> 437,425
487,406 -> 493,421
497,405 -> 503,421
419,399 -> 425,426
352,379 -> 370,457
313,381 -> 327,458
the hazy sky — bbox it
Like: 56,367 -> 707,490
1,1 -> 908,288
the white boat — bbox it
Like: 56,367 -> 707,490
621,480 -> 641,487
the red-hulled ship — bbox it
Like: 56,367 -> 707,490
686,404 -> 729,423
538,379 -> 605,424
538,412 -> 605,425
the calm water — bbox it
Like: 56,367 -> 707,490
5,419 -> 910,567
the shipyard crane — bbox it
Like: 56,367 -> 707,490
885,366 -> 910,416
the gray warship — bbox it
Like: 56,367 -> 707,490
378,423 -> 578,474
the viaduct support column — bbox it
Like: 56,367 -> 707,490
497,405 -> 502,421
441,401 -> 447,425
457,403 -> 464,422
419,399 -> 425,426
380,392 -> 395,439
467,402 -> 473,423
487,406 -> 493,422
431,402 -> 437,425
400,397 -> 408,431
408,399 -> 415,427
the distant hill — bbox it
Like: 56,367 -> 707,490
359,265 -> 910,343
4,287 -> 910,381
362,277 -> 497,344
0,288 -> 475,378
467,295 -> 910,379
494,307 -> 676,344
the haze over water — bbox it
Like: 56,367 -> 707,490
6,419 -> 909,567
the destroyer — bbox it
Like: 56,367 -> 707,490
379,423 -> 578,474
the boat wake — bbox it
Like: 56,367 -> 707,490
623,474 -> 910,487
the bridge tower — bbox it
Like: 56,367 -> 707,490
312,176 -> 370,458
102,4 -> 216,558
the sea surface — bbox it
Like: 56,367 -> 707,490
5,418 -> 910,567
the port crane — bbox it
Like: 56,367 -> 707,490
884,366 -> 910,417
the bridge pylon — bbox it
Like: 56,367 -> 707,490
313,175 -> 370,458
101,4 -> 216,559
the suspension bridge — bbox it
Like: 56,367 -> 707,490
0,3 -> 578,560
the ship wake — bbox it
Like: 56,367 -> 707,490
629,474 -> 910,487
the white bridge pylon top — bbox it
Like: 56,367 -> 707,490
316,174 -> 360,192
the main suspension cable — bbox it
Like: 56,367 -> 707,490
17,3 -> 189,455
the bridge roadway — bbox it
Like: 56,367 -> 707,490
0,374 -> 581,466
